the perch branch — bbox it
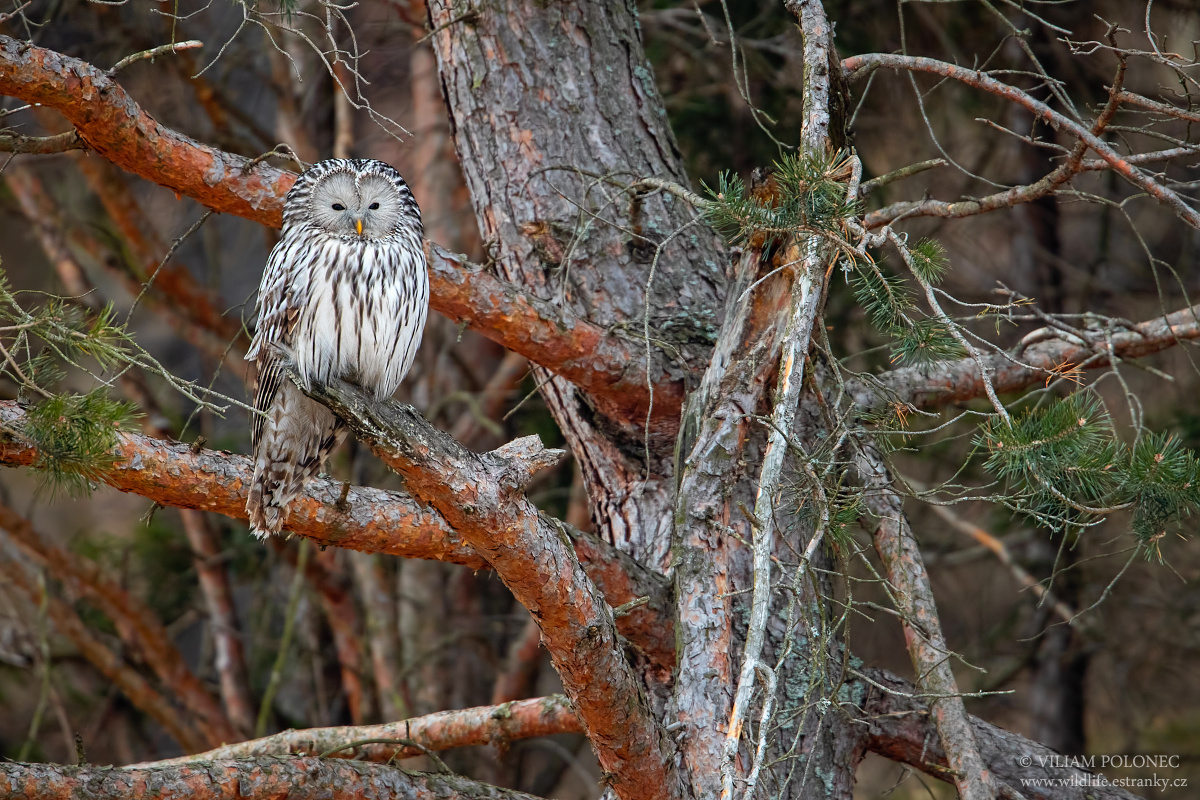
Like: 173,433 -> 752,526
299,376 -> 682,800
0,400 -> 676,671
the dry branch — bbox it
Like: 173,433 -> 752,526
721,3 -> 838,795
670,244 -> 794,797
145,695 -> 581,765
0,758 -> 543,800
865,302 -> 1200,412
862,667 -> 1143,800
299,376 -> 682,800
856,443 -> 997,800
843,53 -> 1200,229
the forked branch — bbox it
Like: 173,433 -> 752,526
299,375 -> 682,800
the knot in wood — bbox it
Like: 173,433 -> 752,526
489,435 -> 567,493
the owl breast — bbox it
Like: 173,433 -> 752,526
290,230 -> 428,400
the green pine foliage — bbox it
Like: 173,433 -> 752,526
889,318 -> 966,365
22,390 -> 138,497
849,260 -> 964,365
701,151 -> 860,248
978,393 -> 1200,554
0,264 -> 143,496
909,238 -> 949,284
1122,432 -> 1200,548
850,261 -> 913,331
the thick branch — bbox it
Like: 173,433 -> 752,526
0,34 -> 679,426
145,695 -> 581,765
863,302 -> 1200,412
430,245 -> 683,424
0,400 -> 675,665
0,400 -> 480,564
0,759 -> 542,800
300,377 -> 682,800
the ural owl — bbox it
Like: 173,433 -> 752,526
246,158 -> 428,538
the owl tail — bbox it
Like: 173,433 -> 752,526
247,378 -> 348,538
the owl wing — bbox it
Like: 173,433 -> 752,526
247,236 -> 310,447
246,233 -> 346,537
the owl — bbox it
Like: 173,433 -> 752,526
246,158 -> 428,538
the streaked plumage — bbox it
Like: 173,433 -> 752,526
246,158 -> 427,537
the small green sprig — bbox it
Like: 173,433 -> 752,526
979,393 -> 1200,555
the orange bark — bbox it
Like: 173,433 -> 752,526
302,383 -> 681,800
0,400 -> 675,664
0,34 -> 682,426
0,398 -> 481,566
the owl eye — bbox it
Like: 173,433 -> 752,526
369,202 -> 380,210
331,203 -> 346,211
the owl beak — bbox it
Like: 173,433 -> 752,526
355,218 -> 364,236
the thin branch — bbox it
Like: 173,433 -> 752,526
855,442 -> 999,800
0,128 -> 83,154
143,695 -> 581,765
844,53 -> 1200,229
721,6 -> 836,795
107,40 -> 203,77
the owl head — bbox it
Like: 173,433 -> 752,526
285,159 -> 423,241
